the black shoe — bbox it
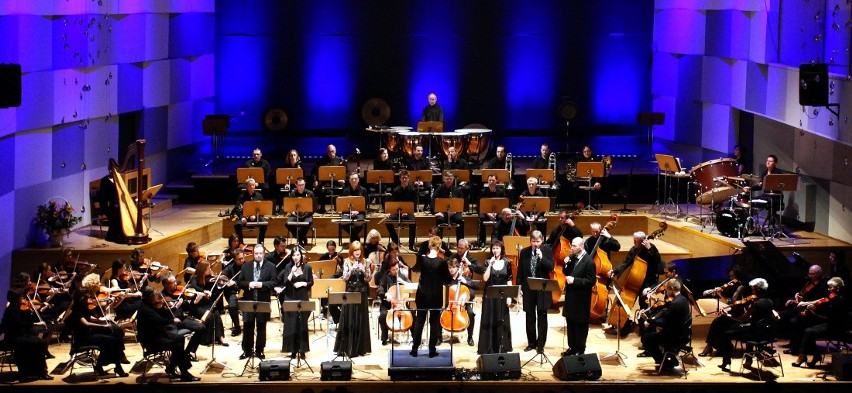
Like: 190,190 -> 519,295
38,374 -> 53,381
698,349 -> 713,357
115,366 -> 129,378
180,373 -> 200,382
636,351 -> 651,358
467,337 -> 475,346
807,355 -> 823,368
382,340 -> 388,346
217,340 -> 229,347
783,349 -> 798,355
257,352 -> 265,360
45,352 -> 56,359
239,352 -> 250,360
120,355 -> 131,364
231,328 -> 242,337
165,366 -> 179,378
561,350 -> 572,357
290,353 -> 297,359
428,349 -> 439,358
94,365 -> 109,376
409,349 -> 418,357
524,345 -> 536,352
189,354 -> 199,362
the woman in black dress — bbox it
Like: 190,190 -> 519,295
69,274 -> 128,377
334,240 -> 373,357
0,274 -> 52,381
276,246 -> 314,358
478,240 -> 514,354
188,260 -> 227,346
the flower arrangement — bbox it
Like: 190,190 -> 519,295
34,197 -> 82,235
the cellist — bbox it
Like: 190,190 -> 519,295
446,256 -> 480,346
606,231 -> 661,336
492,207 -> 528,241
376,260 -> 411,346
546,210 -> 583,249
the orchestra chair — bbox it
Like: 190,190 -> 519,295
739,317 -> 784,380
823,311 -> 852,354
90,186 -> 110,237
0,333 -> 15,374
658,319 -> 701,378
137,345 -> 172,379
63,334 -> 101,380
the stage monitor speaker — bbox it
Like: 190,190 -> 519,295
832,353 -> 852,381
321,360 -> 352,381
258,359 -> 290,381
0,63 -> 22,108
553,353 -> 602,381
477,353 -> 521,380
799,63 -> 829,106
388,349 -> 456,381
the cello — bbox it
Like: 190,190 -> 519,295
550,203 -> 584,305
439,275 -> 471,333
385,278 -> 413,332
606,221 -> 667,330
589,214 -> 618,321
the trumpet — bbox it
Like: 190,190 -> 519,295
505,153 -> 514,190
548,152 -> 558,190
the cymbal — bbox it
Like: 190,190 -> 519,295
263,108 -> 288,131
361,98 -> 390,126
741,173 -> 760,182
726,176 -> 745,182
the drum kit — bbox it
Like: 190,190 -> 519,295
688,158 -> 764,238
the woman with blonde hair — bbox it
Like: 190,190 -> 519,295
333,241 -> 372,357
410,236 -> 453,357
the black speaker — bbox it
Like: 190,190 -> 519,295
258,359 -> 290,381
799,63 -> 829,106
320,360 -> 352,381
477,353 -> 521,380
553,353 -> 602,381
0,64 -> 22,108
832,353 -> 852,381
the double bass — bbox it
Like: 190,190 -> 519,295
550,203 -> 584,305
589,214 -> 617,321
607,221 -> 667,330
440,276 -> 470,333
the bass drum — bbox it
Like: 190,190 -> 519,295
716,208 -> 745,238
689,158 -> 739,205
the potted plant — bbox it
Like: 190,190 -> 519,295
34,197 -> 82,247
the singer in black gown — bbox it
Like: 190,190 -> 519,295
276,247 -> 314,357
333,241 -> 372,357
478,240 -> 514,354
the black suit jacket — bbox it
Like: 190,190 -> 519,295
415,255 -> 453,309
517,245 -> 554,311
238,260 -> 278,302
561,252 -> 596,323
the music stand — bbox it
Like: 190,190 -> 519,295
484,285 -> 519,353
282,300 -> 316,372
434,197 -> 465,245
479,198 -> 510,243
385,201 -> 416,248
367,170 -> 395,213
139,183 -> 163,236
523,278 -> 559,367
276,168 -> 304,195
526,168 -> 555,191
652,154 -> 681,219
318,166 -> 347,213
241,201 -> 272,244
329,291 -> 363,362
409,170 -> 434,213
503,236 -> 530,286
576,161 -> 605,215
310,279 -> 346,345
335,196 -> 368,245
417,121 -> 444,132
600,284 -> 632,367
763,173 -> 798,240
235,300 -> 272,376
481,169 -> 510,185
237,167 -> 265,186
283,197 -> 313,246
520,196 -> 550,234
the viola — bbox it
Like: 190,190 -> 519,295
801,292 -> 838,317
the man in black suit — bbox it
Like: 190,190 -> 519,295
385,170 -> 418,250
560,237 -> 597,356
285,177 -> 315,247
432,171 -> 466,243
640,279 -> 692,370
237,244 -> 278,360
136,287 -> 199,381
517,230 -> 554,353
233,178 -> 267,245
410,236 -> 453,358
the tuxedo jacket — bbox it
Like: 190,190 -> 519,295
238,260 -> 278,302
517,244 -> 554,311
561,252 -> 596,323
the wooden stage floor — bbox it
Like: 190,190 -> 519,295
7,202 -> 852,391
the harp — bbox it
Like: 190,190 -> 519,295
110,139 -> 153,244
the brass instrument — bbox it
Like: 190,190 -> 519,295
603,155 -> 612,176
506,153 -> 514,190
548,152 -> 558,190
565,161 -> 577,182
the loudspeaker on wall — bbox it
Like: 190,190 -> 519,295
799,63 -> 829,107
552,353 -> 602,381
0,64 -> 21,108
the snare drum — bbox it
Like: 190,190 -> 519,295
689,158 -> 739,205
437,131 -> 468,157
462,129 -> 492,161
398,131 -> 424,158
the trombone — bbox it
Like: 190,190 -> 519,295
548,152 -> 558,190
505,153 -> 514,190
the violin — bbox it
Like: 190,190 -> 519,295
801,292 -> 838,317
722,294 -> 757,315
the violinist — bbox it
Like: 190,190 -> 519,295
410,236 -> 453,358
0,274 -> 52,381
584,222 -> 620,258
636,263 -> 680,343
265,236 -> 292,275
560,237 -> 596,356
477,173 -> 507,248
791,277 -> 846,367
702,266 -> 747,307
492,207 -> 528,242
237,244 -> 277,360
716,278 -> 775,371
69,274 -> 128,377
274,247 -> 313,358
220,248 -> 246,336
780,264 -> 828,350
639,279 -> 692,371
377,259 -> 411,346
34,262 -> 74,324
183,242 -> 202,284
364,229 -> 386,274
188,260 -> 227,347
447,257 -> 480,346
607,231 -> 659,336
222,233 -> 243,265
385,170 -> 418,250
517,230 -> 554,353
58,247 -> 95,281
136,287 -> 200,381
478,240 -> 514,355
546,210 -> 583,249
431,171 -> 466,243
334,241 -> 373,358
160,273 -> 208,359
129,248 -> 152,287
109,259 -> 142,321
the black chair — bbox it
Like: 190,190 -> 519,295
739,317 -> 784,380
0,334 -> 15,374
823,311 -> 852,354
63,335 -> 101,379
658,319 -> 701,378
137,343 -> 172,378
